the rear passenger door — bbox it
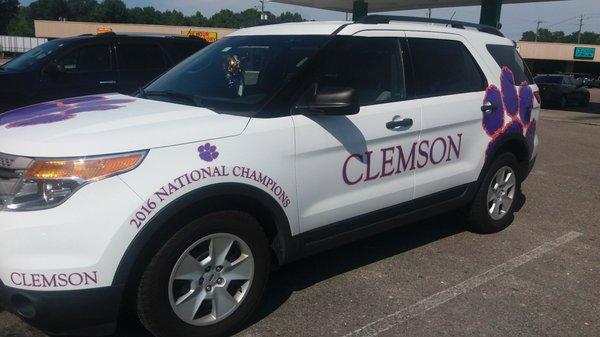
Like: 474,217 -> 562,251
405,33 -> 491,199
115,39 -> 169,94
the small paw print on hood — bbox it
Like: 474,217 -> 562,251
198,143 -> 219,162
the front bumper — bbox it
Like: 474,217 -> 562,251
0,176 -> 143,335
0,280 -> 123,336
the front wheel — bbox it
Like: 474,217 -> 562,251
137,211 -> 270,337
465,153 -> 522,234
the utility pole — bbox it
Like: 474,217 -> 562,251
577,14 -> 584,44
259,0 -> 267,21
535,19 -> 542,42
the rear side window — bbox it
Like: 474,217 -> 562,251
486,44 -> 533,84
118,43 -> 166,70
409,38 -> 487,97
59,44 -> 111,72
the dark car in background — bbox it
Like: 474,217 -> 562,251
534,74 -> 590,108
0,33 -> 209,113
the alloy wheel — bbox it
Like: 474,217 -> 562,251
486,166 -> 516,220
168,233 -> 255,326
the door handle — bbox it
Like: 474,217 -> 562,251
386,118 -> 413,130
99,80 -> 116,85
481,104 -> 497,114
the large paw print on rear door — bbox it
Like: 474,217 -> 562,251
482,67 -> 536,157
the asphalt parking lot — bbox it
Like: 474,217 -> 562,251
1,90 -> 599,337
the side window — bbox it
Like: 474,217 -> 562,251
308,37 -> 405,106
58,44 -> 111,72
118,43 -> 166,70
486,44 -> 534,84
163,41 -> 205,64
409,38 -> 486,97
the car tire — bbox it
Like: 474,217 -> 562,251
579,94 -> 590,107
559,96 -> 567,109
137,211 -> 271,337
465,152 -> 522,234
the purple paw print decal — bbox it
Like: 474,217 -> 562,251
198,143 -> 219,162
482,67 -> 536,157
0,95 -> 135,129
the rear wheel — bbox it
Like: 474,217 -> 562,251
137,211 -> 270,337
579,93 -> 590,107
465,153 -> 522,234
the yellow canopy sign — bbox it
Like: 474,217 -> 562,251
182,30 -> 218,42
96,26 -> 113,34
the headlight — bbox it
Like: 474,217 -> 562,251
0,152 -> 146,212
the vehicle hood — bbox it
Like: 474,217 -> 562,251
0,94 -> 251,157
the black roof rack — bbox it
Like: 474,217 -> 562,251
356,15 -> 505,38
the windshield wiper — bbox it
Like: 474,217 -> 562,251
141,89 -> 198,106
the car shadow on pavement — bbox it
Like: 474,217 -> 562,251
235,211 -> 468,334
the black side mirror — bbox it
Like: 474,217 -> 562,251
295,85 -> 360,116
43,62 -> 65,76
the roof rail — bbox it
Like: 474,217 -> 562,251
356,15 -> 505,38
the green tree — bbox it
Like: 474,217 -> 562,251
0,0 -> 20,34
89,0 -> 127,23
29,0 -> 70,20
127,6 -> 161,24
67,0 -> 97,21
209,9 -> 237,28
188,11 -> 207,27
277,11 -> 303,23
6,7 -> 34,36
521,28 -> 600,45
235,8 -> 261,27
159,10 -> 188,26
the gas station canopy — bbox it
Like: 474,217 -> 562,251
270,0 -> 561,13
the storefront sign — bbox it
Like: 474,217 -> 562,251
182,30 -> 218,42
574,47 -> 595,60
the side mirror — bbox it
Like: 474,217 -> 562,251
43,62 -> 65,76
295,85 -> 360,116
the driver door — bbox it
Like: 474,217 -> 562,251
292,32 -> 422,233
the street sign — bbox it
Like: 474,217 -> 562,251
573,47 -> 595,60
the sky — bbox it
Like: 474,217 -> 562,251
22,0 -> 600,40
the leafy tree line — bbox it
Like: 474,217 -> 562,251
521,28 -> 600,45
0,0 -> 305,37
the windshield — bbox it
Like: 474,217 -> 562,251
142,35 -> 330,114
3,39 -> 65,71
535,75 -> 563,84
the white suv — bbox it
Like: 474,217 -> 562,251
0,16 -> 539,337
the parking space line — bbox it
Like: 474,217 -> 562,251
344,231 -> 583,337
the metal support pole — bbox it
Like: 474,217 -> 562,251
353,0 -> 368,20
480,0 -> 502,28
